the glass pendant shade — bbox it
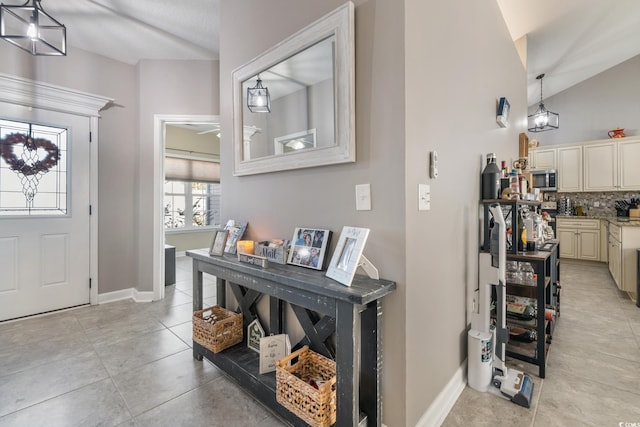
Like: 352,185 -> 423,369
246,77 -> 271,113
528,103 -> 559,132
527,73 -> 558,132
0,0 -> 66,56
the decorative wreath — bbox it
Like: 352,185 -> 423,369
0,133 -> 60,176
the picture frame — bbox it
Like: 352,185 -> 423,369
223,219 -> 248,254
209,229 -> 228,256
325,226 -> 370,286
287,227 -> 332,270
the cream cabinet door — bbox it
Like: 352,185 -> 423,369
584,142 -> 617,191
557,146 -> 582,192
529,148 -> 556,170
558,229 -> 577,258
618,139 -> 640,190
608,237 -> 622,289
577,229 -> 600,261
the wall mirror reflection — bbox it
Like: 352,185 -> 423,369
232,2 -> 354,176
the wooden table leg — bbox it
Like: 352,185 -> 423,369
336,301 -> 360,426
361,300 -> 382,426
192,261 -> 203,361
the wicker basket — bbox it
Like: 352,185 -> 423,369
193,306 -> 243,353
276,345 -> 336,427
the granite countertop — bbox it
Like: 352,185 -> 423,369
556,215 -> 640,227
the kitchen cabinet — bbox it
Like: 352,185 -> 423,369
608,222 -> 622,288
557,145 -> 582,192
607,221 -> 640,294
600,220 -> 608,263
583,142 -> 617,191
529,147 -> 556,170
618,139 -> 640,190
557,218 -> 600,261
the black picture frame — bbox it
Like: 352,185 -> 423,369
287,227 -> 332,270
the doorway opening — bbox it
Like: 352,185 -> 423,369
153,115 -> 220,301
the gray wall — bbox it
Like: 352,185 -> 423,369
528,54 -> 640,146
220,1 -> 525,425
0,45 -> 219,295
0,44 -> 138,295
220,0 -> 406,423
136,59 -> 219,292
404,0 -> 526,423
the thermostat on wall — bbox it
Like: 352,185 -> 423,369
430,151 -> 438,179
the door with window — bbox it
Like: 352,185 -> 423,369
0,104 -> 91,321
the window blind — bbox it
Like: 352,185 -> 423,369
165,157 -> 220,183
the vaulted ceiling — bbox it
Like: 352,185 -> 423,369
10,1 -> 640,106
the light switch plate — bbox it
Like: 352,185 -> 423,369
418,184 -> 430,211
356,183 -> 371,211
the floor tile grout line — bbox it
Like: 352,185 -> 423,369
0,374 -> 112,420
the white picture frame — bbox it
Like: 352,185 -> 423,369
325,226 -> 370,286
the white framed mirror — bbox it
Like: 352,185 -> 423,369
232,2 -> 355,176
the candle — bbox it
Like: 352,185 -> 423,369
237,240 -> 254,254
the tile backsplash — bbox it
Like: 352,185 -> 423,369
545,191 -> 640,217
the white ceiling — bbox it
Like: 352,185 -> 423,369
13,1 -> 640,107
497,0 -> 640,106
36,0 -> 219,64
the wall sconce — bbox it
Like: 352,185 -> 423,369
247,75 -> 271,113
527,74 -> 559,132
0,0 -> 66,56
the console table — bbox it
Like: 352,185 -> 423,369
187,249 -> 396,427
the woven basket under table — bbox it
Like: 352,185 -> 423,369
193,306 -> 243,353
276,345 -> 337,427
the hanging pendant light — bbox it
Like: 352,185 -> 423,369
246,75 -> 271,113
0,0 -> 66,56
527,73 -> 558,132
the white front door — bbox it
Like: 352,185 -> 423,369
0,104 -> 91,321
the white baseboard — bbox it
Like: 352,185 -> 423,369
98,287 -> 154,304
415,360 -> 467,427
133,288 -> 154,302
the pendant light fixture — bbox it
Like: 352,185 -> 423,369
527,73 -> 558,132
0,0 -> 66,56
246,75 -> 271,113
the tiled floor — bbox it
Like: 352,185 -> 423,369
0,256 -> 285,427
444,259 -> 640,426
2,257 -> 639,426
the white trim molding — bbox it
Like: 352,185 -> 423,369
0,73 -> 112,308
98,288 -> 154,304
415,360 -> 467,427
153,114 -> 220,303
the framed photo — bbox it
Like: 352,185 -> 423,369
209,229 -> 228,256
287,227 -> 332,270
223,219 -> 248,254
325,226 -> 370,286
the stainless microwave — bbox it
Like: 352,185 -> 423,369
530,169 -> 557,191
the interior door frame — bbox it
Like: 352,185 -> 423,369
0,73 -> 112,306
153,114 -> 220,301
